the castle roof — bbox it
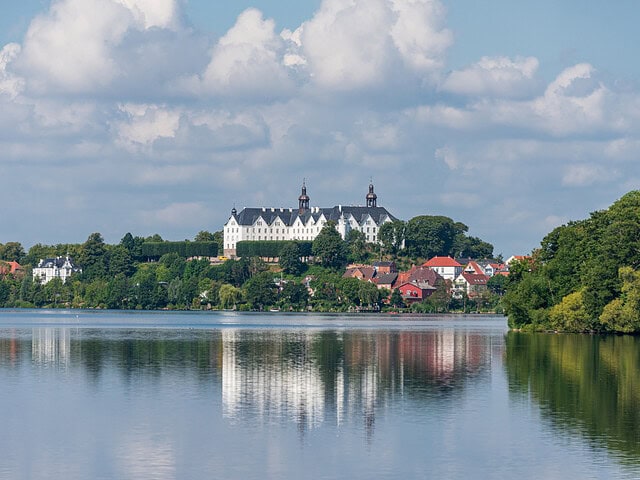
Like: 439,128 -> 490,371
230,205 -> 397,227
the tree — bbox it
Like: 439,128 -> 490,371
345,230 -> 367,263
108,245 -> 134,277
404,216 -> 458,259
218,283 -> 242,309
312,221 -> 347,269
390,288 -> 404,308
378,221 -> 405,255
78,233 -> 108,281
279,242 -> 304,275
194,230 -> 216,242
0,242 -> 25,263
279,282 -> 309,309
358,281 -> 380,306
243,271 -> 277,310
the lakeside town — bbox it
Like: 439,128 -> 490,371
0,182 -> 529,313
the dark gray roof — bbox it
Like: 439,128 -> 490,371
375,272 -> 398,285
37,256 -> 79,269
230,205 -> 398,227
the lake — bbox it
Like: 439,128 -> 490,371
0,310 -> 638,479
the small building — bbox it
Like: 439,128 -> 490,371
0,261 -> 24,278
33,256 -> 82,284
397,281 -> 437,304
343,265 -> 376,282
453,272 -> 489,298
422,256 -> 463,282
373,272 -> 398,291
372,261 -> 397,275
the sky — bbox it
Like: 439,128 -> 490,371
1,0 -> 640,257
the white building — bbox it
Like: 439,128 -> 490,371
223,182 -> 398,257
422,256 -> 463,282
32,256 -> 82,284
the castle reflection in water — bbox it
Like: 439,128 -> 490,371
0,326 -> 498,434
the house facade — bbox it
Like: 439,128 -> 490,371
453,272 -> 489,298
423,256 -> 463,281
33,256 -> 82,284
223,182 -> 398,257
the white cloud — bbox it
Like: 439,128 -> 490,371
435,146 -> 460,170
562,164 -> 616,187
442,56 -> 539,98
0,43 -> 24,98
295,0 -> 451,90
115,104 -> 181,149
198,8 -> 293,97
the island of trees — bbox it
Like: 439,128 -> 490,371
0,214 -> 505,313
504,190 -> 640,333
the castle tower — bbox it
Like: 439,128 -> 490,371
366,182 -> 377,208
298,180 -> 310,214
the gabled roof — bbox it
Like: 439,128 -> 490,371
459,272 -> 489,285
464,261 -> 485,275
423,256 -> 462,268
374,272 -> 398,286
228,205 -> 398,227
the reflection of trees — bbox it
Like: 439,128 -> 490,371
505,332 -> 640,462
0,328 -> 494,439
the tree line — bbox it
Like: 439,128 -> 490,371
0,214 -> 499,312
503,190 -> 640,333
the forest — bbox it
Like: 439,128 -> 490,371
503,191 -> 640,333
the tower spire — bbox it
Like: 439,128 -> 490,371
298,179 -> 310,214
366,179 -> 377,208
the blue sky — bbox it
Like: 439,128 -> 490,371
1,0 -> 640,257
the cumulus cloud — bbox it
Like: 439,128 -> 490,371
0,43 -> 24,98
197,8 -> 294,97
442,56 -> 539,98
15,0 -> 184,94
293,0 -> 451,90
2,0 -> 640,257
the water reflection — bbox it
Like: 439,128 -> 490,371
505,332 -> 640,465
0,327 -> 494,439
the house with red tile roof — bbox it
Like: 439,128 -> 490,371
463,261 -> 485,275
422,256 -> 463,281
453,272 -> 489,298
0,261 -> 24,278
343,265 -> 376,282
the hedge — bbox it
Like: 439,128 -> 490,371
141,241 -> 218,259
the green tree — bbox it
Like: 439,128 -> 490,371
345,230 -> 367,263
194,230 -> 216,242
378,220 -> 405,255
79,233 -> 108,280
279,242 -> 304,275
0,242 -> 25,262
108,245 -> 134,277
390,288 -> 404,308
358,281 -> 380,306
243,271 -> 277,310
404,216 -> 458,259
312,221 -> 347,269
218,283 -> 242,309
279,282 -> 309,309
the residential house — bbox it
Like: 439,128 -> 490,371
397,281 -> 437,304
423,256 -> 463,281
0,261 -> 24,279
343,265 -> 376,282
33,256 -> 82,284
453,272 -> 489,298
372,261 -> 397,275
373,272 -> 398,291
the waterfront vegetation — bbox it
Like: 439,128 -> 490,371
0,216 -> 504,313
503,191 -> 640,333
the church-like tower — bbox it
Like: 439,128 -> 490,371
298,181 -> 310,214
366,182 -> 377,208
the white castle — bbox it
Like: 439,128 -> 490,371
223,182 -> 398,257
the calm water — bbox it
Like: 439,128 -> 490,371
0,310 -> 638,480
